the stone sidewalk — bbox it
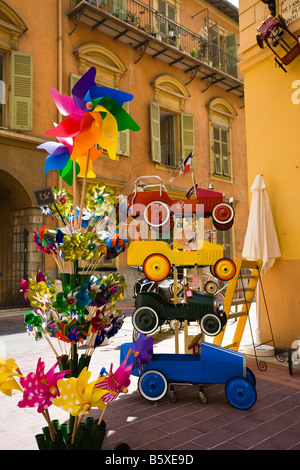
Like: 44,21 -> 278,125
0,302 -> 300,451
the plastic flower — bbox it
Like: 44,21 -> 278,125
0,357 -> 23,396
18,358 -> 71,413
53,367 -> 110,416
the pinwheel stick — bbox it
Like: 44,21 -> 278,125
73,160 -> 78,228
97,402 -> 109,426
78,149 -> 90,229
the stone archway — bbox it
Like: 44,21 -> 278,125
0,170 -> 43,308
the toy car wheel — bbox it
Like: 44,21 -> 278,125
213,219 -> 234,231
143,254 -> 171,281
204,280 -> 218,294
246,367 -> 256,386
200,313 -> 222,336
144,201 -> 170,228
132,328 -> 141,342
212,202 -> 234,225
132,306 -> 159,335
213,258 -> 236,281
225,376 -> 257,410
138,370 -> 168,402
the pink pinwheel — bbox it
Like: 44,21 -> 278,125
18,358 -> 71,413
95,348 -> 139,402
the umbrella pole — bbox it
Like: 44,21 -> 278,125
255,279 -> 262,345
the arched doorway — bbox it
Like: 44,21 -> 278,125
0,170 -> 43,308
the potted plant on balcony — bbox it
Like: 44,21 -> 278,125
126,11 -> 138,26
99,1 -> 109,12
197,36 -> 208,60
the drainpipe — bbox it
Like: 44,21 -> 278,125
58,0 -> 63,123
57,0 -> 63,193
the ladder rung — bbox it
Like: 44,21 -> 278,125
228,311 -> 248,319
240,275 -> 258,280
231,298 -> 253,305
235,287 -> 255,293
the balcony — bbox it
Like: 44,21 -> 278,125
68,0 -> 243,97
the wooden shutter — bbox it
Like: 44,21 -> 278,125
117,101 -> 130,156
11,52 -> 33,130
225,33 -> 238,78
213,125 -> 231,177
181,113 -> 195,169
150,101 -> 161,163
208,23 -> 220,67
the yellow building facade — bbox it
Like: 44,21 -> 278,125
0,0 -> 248,306
239,0 -> 300,347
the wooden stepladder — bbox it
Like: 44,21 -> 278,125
213,258 -> 262,351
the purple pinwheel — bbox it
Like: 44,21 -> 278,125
131,334 -> 153,373
18,358 -> 71,413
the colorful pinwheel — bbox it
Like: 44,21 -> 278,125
0,358 -> 23,397
42,66 -> 139,166
53,367 -> 110,416
18,358 -> 71,413
54,318 -> 89,344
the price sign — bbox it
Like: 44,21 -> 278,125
33,187 -> 55,206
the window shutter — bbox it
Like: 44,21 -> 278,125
208,23 -> 220,67
225,33 -> 238,78
221,128 -> 230,177
117,101 -> 130,156
181,113 -> 195,169
11,52 -> 33,130
150,101 -> 161,163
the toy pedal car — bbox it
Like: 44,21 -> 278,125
127,176 -> 234,231
132,290 -> 227,336
127,240 -> 236,282
121,340 -> 257,410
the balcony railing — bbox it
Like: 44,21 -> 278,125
70,0 -> 242,82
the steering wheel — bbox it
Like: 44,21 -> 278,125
186,186 -> 195,198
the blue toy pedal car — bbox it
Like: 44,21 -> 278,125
121,340 -> 257,410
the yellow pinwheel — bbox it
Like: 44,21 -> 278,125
0,357 -> 23,397
53,367 -> 116,416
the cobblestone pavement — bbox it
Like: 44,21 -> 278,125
0,302 -> 299,451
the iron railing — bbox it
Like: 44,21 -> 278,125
71,0 -> 240,80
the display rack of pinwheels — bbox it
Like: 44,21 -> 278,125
0,67 -> 144,450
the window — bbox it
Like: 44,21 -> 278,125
0,2 -> 30,130
208,22 -> 238,78
150,75 -> 193,169
207,98 -> 237,181
213,125 -> 230,177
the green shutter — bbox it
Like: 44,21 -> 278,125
208,23 -> 220,67
225,33 -> 238,78
213,125 -> 231,177
11,51 -> 33,130
117,101 -> 130,156
181,113 -> 195,169
150,101 -> 161,163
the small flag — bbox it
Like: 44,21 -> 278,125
182,152 -> 194,174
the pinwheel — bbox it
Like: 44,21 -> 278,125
104,230 -> 127,260
55,318 -> 89,344
24,311 -> 44,341
53,366 -> 111,416
131,333 -> 153,373
0,357 -> 23,397
43,66 -> 139,164
18,358 -> 71,414
33,226 -> 57,255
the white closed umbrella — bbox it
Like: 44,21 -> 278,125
242,174 -> 281,351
